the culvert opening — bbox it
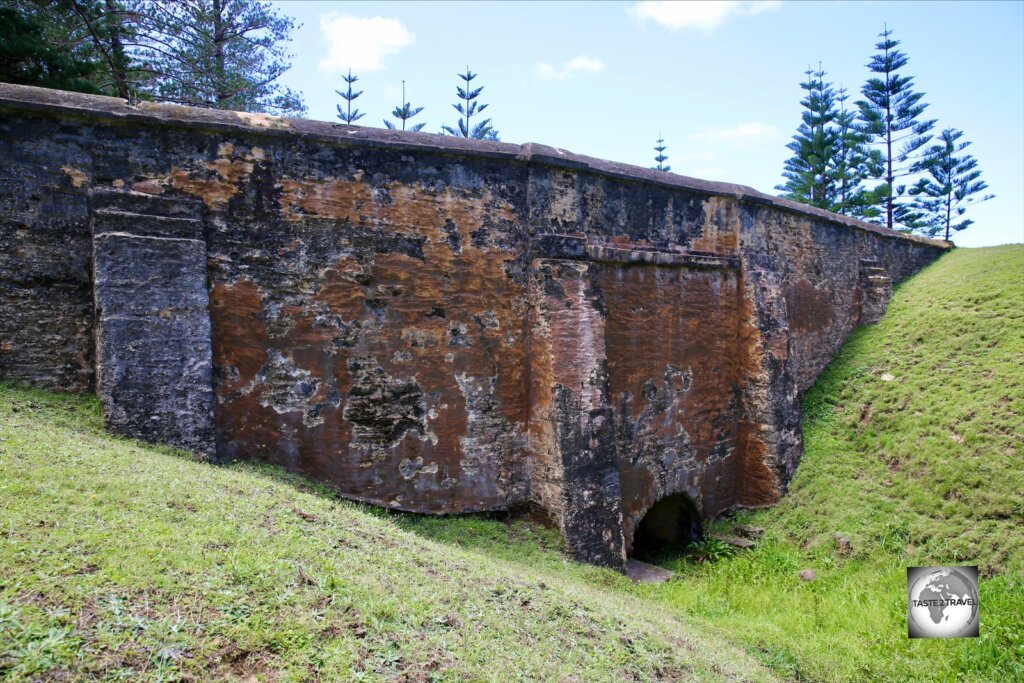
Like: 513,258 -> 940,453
631,493 -> 703,559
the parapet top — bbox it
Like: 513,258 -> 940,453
0,81 -> 949,249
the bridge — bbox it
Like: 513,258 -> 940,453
0,83 -> 948,569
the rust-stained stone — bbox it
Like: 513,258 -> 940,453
0,83 -> 951,569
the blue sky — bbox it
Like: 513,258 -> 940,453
270,1 -> 1023,247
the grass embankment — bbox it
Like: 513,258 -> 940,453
636,244 -> 1024,681
2,245 -> 1021,681
0,401 -> 771,679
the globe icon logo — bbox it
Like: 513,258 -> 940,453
907,566 -> 979,638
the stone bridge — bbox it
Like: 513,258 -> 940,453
0,84 -> 949,569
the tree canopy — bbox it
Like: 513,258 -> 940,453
910,129 -> 993,240
0,0 -> 305,115
856,27 -> 935,230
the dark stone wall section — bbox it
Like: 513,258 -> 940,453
0,83 -> 951,568
90,189 -> 215,456
0,153 -> 93,391
738,270 -> 803,504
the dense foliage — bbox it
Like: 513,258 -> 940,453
909,128 -> 994,240
0,1 -> 125,96
0,0 -> 305,115
857,27 -> 936,230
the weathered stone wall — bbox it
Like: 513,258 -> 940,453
739,206 -> 943,391
0,84 -> 949,568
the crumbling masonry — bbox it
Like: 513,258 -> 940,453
0,84 -> 949,568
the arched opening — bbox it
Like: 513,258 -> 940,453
631,493 -> 703,559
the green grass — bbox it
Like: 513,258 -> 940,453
2,245 -> 1022,682
0,393 -> 772,681
403,246 -> 1024,682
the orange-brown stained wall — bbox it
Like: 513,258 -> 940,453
598,264 -> 745,550
0,84 -> 950,567
205,149 -> 534,514
128,134 -> 762,527
193,142 -> 761,522
526,259 -> 610,528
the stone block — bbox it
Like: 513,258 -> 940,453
91,192 -> 214,458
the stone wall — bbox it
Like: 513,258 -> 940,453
0,83 -> 950,568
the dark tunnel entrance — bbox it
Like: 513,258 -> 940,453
631,493 -> 703,558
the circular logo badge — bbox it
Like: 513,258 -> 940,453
908,567 -> 979,638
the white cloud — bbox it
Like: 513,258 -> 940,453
627,1 -> 782,32
691,122 -> 781,145
534,55 -> 605,81
318,14 -> 414,72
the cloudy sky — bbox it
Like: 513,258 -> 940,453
270,1 -> 1023,247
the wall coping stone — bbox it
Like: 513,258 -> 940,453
0,82 -> 950,250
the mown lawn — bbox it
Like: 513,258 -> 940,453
2,245 -> 1021,682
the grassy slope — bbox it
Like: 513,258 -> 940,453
638,244 -> 1024,681
404,246 -> 1024,682
2,245 -> 1021,682
0,395 -> 772,681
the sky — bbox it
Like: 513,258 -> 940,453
269,1 -> 1024,247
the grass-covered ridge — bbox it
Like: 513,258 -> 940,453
2,245 -> 1022,682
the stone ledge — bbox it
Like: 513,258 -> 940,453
90,188 -> 203,220
92,213 -> 203,241
625,559 -> 674,583
534,234 -> 740,269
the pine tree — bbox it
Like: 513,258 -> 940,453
383,80 -> 425,131
132,0 -> 305,115
63,0 -> 143,100
909,129 -> 993,241
442,67 -> 497,140
653,135 -> 670,172
856,27 -> 935,230
0,0 -> 133,96
335,69 -> 364,124
832,86 -> 882,218
776,66 -> 839,210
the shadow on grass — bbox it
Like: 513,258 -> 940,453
1,380 -> 568,569
215,453 -> 566,565
1,381 -> 693,585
